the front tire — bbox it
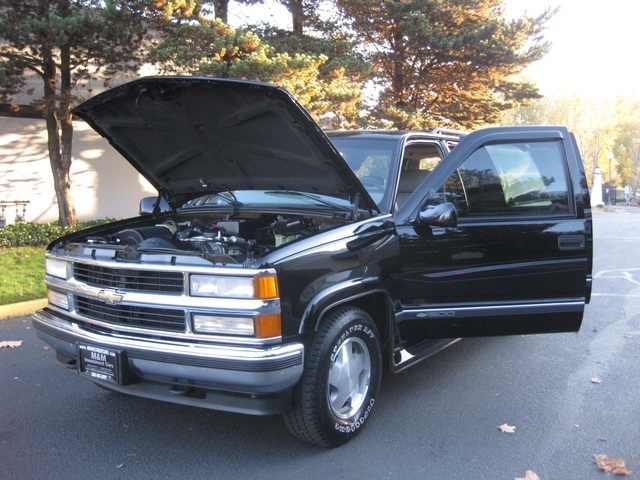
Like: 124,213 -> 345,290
284,306 -> 382,447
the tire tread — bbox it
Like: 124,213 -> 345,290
284,306 -> 380,447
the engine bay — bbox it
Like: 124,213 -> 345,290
63,212 -> 345,265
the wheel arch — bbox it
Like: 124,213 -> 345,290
299,277 -> 394,345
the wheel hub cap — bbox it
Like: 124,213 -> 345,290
327,337 -> 371,419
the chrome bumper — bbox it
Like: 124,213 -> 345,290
32,308 -> 304,415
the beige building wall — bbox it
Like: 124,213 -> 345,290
0,117 -> 157,225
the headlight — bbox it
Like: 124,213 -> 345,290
45,258 -> 68,279
193,314 -> 255,336
192,313 -> 281,338
47,289 -> 69,310
189,274 -> 278,299
190,275 -> 254,298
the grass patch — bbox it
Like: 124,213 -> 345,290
0,246 -> 46,305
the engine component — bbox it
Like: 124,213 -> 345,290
137,237 -> 189,250
118,226 -> 173,246
216,220 -> 240,236
88,214 -> 325,263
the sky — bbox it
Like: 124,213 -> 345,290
504,0 -> 640,97
229,0 -> 640,99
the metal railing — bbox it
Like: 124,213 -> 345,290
0,200 -> 30,227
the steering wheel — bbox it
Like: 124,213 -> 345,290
360,176 -> 385,192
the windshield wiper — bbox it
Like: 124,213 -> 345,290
266,190 -> 351,213
218,191 -> 243,209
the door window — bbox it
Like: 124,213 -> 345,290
397,143 -> 444,207
437,141 -> 570,217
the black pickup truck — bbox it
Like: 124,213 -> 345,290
33,77 -> 593,447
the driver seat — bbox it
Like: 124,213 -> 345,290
397,168 -> 429,208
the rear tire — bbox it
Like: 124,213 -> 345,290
284,306 -> 382,447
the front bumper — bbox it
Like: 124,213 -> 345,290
32,308 -> 304,415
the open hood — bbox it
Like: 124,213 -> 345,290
73,76 -> 378,212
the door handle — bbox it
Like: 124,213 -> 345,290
558,235 -> 585,251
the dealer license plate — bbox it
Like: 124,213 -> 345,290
78,344 -> 119,384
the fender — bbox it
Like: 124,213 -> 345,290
299,276 -> 394,336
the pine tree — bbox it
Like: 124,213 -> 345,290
150,18 -> 368,126
335,0 -> 555,129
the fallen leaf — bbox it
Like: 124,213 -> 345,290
515,471 -> 541,480
599,437 -> 608,442
613,467 -> 633,476
498,423 -> 516,433
593,455 -> 632,475
0,341 -> 23,349
591,377 -> 603,384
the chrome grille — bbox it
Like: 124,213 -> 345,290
75,295 -> 186,332
74,264 -> 184,294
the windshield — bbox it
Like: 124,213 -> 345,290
330,137 -> 399,209
181,190 -> 353,211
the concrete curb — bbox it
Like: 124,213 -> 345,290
0,298 -> 47,320
593,205 -> 638,214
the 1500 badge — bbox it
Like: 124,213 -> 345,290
416,311 -> 455,318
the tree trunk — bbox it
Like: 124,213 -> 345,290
42,45 -> 77,228
391,29 -> 406,107
59,40 -> 77,228
214,0 -> 229,23
288,0 -> 304,35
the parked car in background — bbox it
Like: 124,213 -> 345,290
33,77 -> 593,447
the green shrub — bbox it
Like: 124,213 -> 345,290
0,219 -> 117,248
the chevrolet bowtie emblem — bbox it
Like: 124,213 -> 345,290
97,289 -> 124,305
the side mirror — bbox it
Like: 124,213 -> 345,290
139,196 -> 170,215
418,200 -> 458,228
